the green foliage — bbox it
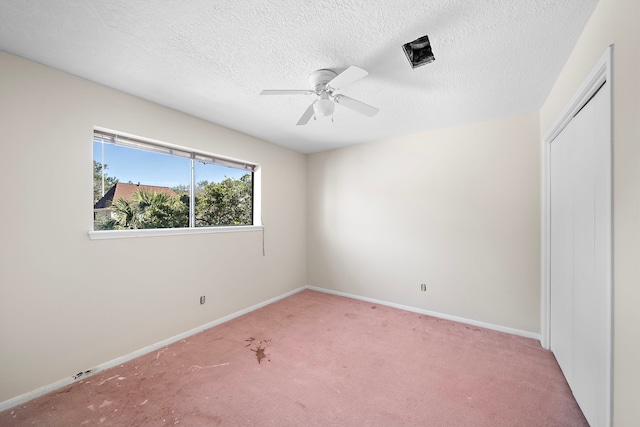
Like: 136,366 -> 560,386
196,174 -> 253,226
96,174 -> 252,230
94,216 -> 117,231
171,184 -> 190,198
104,189 -> 189,230
93,161 -> 119,203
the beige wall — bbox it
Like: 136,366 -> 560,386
307,113 -> 541,333
540,0 -> 640,424
0,51 -> 307,402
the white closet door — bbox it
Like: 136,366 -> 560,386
549,83 -> 610,427
550,117 -> 575,385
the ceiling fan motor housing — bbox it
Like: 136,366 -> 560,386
310,69 -> 338,93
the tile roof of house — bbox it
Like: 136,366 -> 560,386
94,183 -> 178,209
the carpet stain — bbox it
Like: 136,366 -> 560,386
371,306 -> 377,309
245,338 -> 271,364
189,363 -> 229,371
99,400 -> 112,408
344,313 -> 357,319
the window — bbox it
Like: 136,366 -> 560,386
92,129 -> 258,234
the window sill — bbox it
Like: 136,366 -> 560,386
88,225 -> 263,240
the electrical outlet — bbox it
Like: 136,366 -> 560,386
420,284 -> 427,292
200,295 -> 206,304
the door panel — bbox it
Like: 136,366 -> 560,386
549,83 -> 609,427
549,121 -> 575,384
570,93 -> 598,424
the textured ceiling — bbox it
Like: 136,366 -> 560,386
0,0 -> 598,153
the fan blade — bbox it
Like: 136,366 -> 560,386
296,103 -> 315,126
334,95 -> 379,117
260,90 -> 313,95
327,66 -> 368,90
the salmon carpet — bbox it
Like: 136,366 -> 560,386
0,290 -> 587,426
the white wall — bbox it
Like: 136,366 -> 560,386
0,51 -> 307,403
539,0 -> 640,423
307,113 -> 541,333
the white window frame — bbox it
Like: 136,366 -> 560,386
89,127 -> 262,240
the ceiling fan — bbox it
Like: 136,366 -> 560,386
260,66 -> 379,125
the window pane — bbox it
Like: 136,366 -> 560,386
194,162 -> 253,227
93,140 -> 190,230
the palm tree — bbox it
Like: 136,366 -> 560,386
109,189 -> 188,230
111,197 -> 138,229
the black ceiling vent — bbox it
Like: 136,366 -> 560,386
402,35 -> 435,68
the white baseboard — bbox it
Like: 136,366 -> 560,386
0,286 -> 307,412
306,286 -> 541,341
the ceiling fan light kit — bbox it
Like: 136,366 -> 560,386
313,92 -> 335,117
403,34 -> 435,68
260,65 -> 379,125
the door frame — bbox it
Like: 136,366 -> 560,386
541,44 -> 613,425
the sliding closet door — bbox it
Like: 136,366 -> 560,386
549,82 -> 610,427
549,117 -> 575,386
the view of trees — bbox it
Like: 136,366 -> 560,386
94,163 -> 253,230
93,161 -> 119,203
96,189 -> 190,230
196,174 -> 252,226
